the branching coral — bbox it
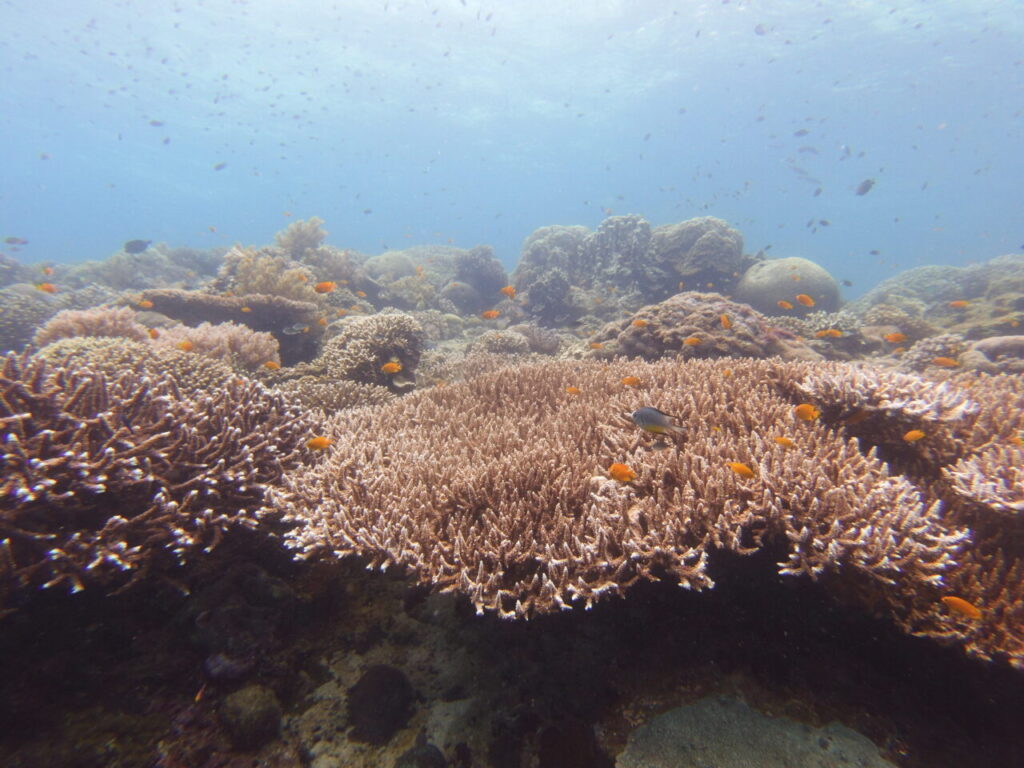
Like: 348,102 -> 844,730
0,351 -> 316,608
33,306 -> 150,347
588,292 -> 821,362
219,246 -> 317,302
305,312 -> 425,390
153,322 -> 280,371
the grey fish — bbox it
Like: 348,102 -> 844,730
854,178 -> 875,196
631,407 -> 686,437
123,239 -> 151,254
282,323 -> 311,335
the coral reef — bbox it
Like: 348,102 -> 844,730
64,245 -> 221,292
298,312 -> 425,391
0,285 -> 66,351
153,321 -> 280,371
219,245 -> 318,303
649,216 -> 747,294
453,245 -> 508,305
0,351 -> 316,609
269,357 -> 1023,669
32,306 -> 150,347
276,375 -> 395,413
138,288 -> 322,365
734,256 -> 840,315
32,337 -> 238,396
587,291 -> 822,362
274,216 -> 328,259
469,329 -> 532,355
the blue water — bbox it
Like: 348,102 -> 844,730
1,0 -> 1021,297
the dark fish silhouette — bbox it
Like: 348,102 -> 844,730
124,239 -> 151,254
855,178 -> 875,195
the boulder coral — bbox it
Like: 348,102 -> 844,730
587,291 -> 822,362
734,256 -> 840,315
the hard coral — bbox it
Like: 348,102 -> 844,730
0,352 -> 316,609
32,306 -> 149,347
153,321 -> 280,371
588,291 -> 821,362
309,312 -> 425,390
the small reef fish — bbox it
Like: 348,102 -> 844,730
631,407 -> 686,437
263,361 -> 281,370
137,299 -> 154,309
589,342 -> 604,349
902,429 -> 926,442
621,376 -> 643,388
854,178 -> 875,196
565,386 -> 581,395
720,313 -> 732,329
948,300 -> 970,309
632,318 -> 648,328
314,281 -> 336,294
283,323 -> 311,335
317,317 -> 328,326
355,290 -> 367,298
931,356 -> 959,368
42,266 -> 54,275
124,239 -> 151,254
147,328 -> 160,339
607,462 -> 637,483
381,361 -> 402,374
481,310 -> 500,319
34,282 -> 58,293
794,403 -> 821,421
777,300 -> 794,310
500,285 -> 516,298
4,236 -> 29,245
941,595 -> 981,620
795,293 -> 816,307
773,436 -> 796,448
883,332 -> 907,343
683,336 -> 701,346
814,329 -> 842,338
176,340 -> 194,352
240,306 -> 252,313
727,461 -> 756,478
306,436 -> 333,451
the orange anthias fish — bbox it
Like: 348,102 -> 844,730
381,361 -> 402,374
137,299 -> 154,309
941,595 -> 982,620
632,318 -> 648,328
773,436 -> 796,448
948,300 -> 970,309
263,361 -> 281,370
147,328 -> 160,339
314,281 -> 336,294
565,386 -> 582,395
727,461 -> 756,478
306,436 -> 333,451
589,342 -> 604,349
777,300 -> 794,310
794,403 -> 821,421
608,462 -> 637,483
902,429 -> 926,442
795,293 -> 816,307
883,332 -> 907,344
355,290 -> 367,298
34,282 -> 58,293
500,285 -> 516,298
683,336 -> 701,346
481,309 -> 501,319
176,340 -> 194,352
813,328 -> 842,338
720,313 -> 732,330
621,376 -> 642,388
931,356 -> 959,368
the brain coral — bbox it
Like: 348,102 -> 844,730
588,291 -> 821,362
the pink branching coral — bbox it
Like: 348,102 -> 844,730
0,351 -> 316,608
32,306 -> 150,347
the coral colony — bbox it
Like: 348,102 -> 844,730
1,216 -> 1023,766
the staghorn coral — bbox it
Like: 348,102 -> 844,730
32,337 -> 238,397
138,288 -> 322,365
899,333 -> 969,373
274,216 -> 327,259
0,351 -> 317,609
219,245 -> 317,302
269,361 -> 961,621
587,291 -> 821,362
269,357 -> 1024,666
311,312 -> 425,390
32,306 -> 150,347
152,321 -> 280,371
276,375 -> 395,413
